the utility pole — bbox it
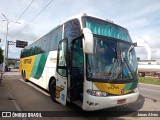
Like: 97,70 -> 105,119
2,14 -> 21,72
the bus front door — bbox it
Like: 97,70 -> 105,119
56,39 -> 68,105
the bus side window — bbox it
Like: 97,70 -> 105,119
57,39 -> 67,77
64,19 -> 81,48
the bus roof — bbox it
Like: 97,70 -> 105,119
23,13 -> 128,50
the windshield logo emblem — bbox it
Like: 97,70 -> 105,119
121,89 -> 125,94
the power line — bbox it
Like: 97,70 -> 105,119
17,0 -> 36,22
11,0 -> 54,38
9,0 -> 35,29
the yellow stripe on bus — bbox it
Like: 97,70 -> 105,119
94,82 -> 132,95
20,55 -> 36,80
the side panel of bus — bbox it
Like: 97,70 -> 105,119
20,51 -> 57,90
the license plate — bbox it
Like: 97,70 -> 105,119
117,99 -> 126,104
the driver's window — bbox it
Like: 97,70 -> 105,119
57,40 -> 67,77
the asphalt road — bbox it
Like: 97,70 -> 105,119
0,70 -> 160,120
138,83 -> 160,111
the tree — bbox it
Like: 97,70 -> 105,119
0,47 -> 4,64
8,60 -> 15,66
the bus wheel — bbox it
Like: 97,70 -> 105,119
49,80 -> 57,102
23,72 -> 27,82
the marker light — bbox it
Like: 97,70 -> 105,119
87,89 -> 108,97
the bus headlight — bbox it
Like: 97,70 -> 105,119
87,89 -> 108,97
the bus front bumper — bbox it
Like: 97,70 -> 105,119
82,91 -> 139,111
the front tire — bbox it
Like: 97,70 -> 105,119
49,80 -> 57,102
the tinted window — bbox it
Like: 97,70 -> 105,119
83,16 -> 131,42
20,26 -> 63,58
71,38 -> 84,75
64,19 -> 81,48
57,39 -> 67,77
49,26 -> 63,50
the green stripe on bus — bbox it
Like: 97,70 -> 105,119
124,82 -> 137,90
30,52 -> 49,79
129,82 -> 137,90
30,54 -> 41,78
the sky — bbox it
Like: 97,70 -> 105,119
0,0 -> 160,60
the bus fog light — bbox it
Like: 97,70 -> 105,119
95,103 -> 100,106
101,92 -> 108,96
87,89 -> 108,97
89,102 -> 94,106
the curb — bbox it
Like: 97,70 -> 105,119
139,83 -> 160,88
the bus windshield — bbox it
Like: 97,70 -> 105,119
87,36 -> 138,82
83,16 -> 131,42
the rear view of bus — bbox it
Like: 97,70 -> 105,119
81,16 -> 139,110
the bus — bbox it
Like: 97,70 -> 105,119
20,14 -> 139,111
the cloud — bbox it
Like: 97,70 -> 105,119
0,0 -> 160,60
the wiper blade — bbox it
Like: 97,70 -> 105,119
123,58 -> 134,79
109,59 -> 121,81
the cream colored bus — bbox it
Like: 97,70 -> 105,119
20,14 -> 139,111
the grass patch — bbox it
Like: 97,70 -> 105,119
138,77 -> 160,85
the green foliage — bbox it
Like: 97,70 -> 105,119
0,47 -> 4,64
139,77 -> 160,85
8,60 -> 15,66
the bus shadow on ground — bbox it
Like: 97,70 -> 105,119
20,79 -> 145,118
66,94 -> 145,118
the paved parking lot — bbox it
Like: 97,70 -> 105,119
0,69 -> 159,120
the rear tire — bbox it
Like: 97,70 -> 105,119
49,80 -> 57,102
23,72 -> 28,82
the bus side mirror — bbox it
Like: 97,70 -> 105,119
82,28 -> 93,54
133,42 -> 137,47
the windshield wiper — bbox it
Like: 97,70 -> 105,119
109,59 -> 122,81
122,58 -> 134,80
